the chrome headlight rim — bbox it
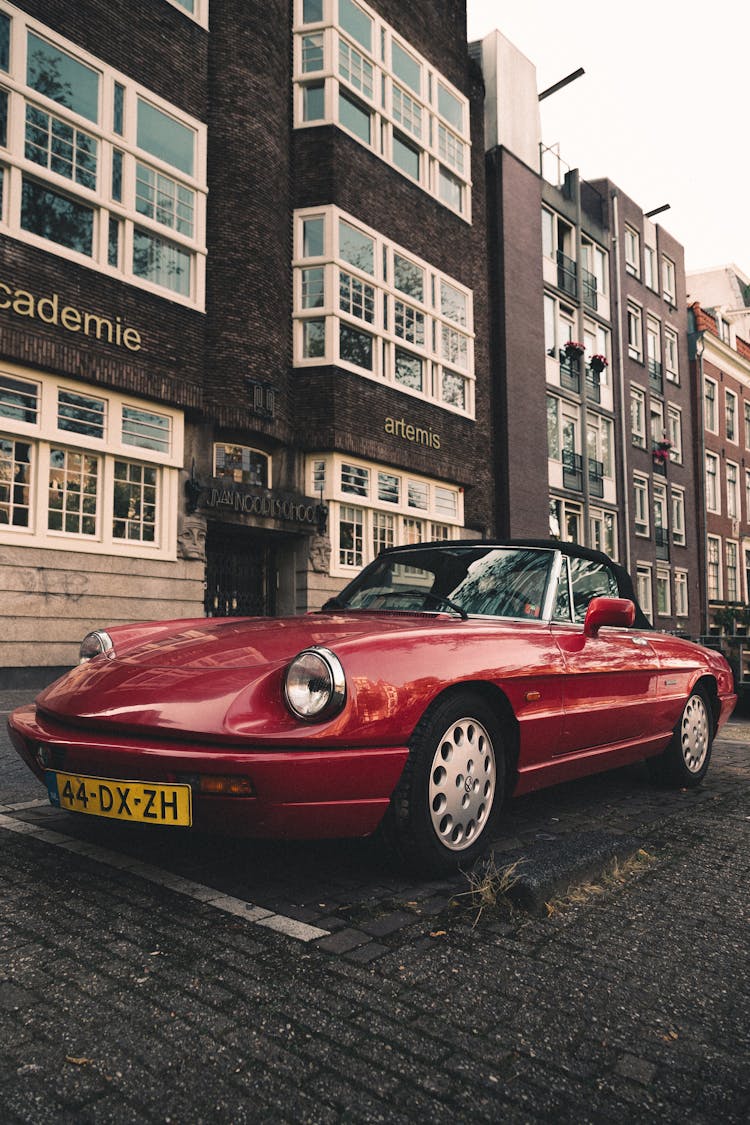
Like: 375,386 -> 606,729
79,629 -> 115,664
284,646 -> 346,722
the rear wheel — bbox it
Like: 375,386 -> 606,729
649,687 -> 713,787
381,692 -> 505,876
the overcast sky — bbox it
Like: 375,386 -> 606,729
467,1 -> 750,283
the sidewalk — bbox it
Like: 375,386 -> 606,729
1,714 -> 749,1122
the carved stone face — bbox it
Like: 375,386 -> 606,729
177,515 -> 207,561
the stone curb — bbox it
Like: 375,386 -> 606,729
497,829 -> 645,915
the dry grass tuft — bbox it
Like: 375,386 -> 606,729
452,856 -> 523,926
544,847 -> 656,916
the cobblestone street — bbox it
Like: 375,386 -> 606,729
1,693 -> 749,1122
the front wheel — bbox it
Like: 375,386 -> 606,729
649,687 -> 714,788
380,693 -> 506,876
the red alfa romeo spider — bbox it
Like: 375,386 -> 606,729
8,541 -> 736,874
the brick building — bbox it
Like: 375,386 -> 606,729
473,30 -> 702,634
689,295 -> 750,633
0,0 -> 493,677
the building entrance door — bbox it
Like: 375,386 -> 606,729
204,526 -> 277,617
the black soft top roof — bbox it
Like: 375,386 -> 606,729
382,538 -> 653,631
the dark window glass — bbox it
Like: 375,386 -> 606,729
21,178 -> 94,255
108,216 -> 119,267
340,323 -> 372,370
0,13 -> 9,72
113,83 -> 124,135
0,88 -> 7,147
27,32 -> 99,122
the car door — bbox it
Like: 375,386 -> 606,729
550,555 -> 661,754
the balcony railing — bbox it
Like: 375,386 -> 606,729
588,458 -> 604,498
562,449 -> 583,492
559,355 -> 581,393
655,526 -> 670,560
582,267 -> 598,310
585,367 -> 601,403
556,250 -> 577,297
648,358 -> 663,395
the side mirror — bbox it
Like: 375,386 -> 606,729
583,597 -> 636,638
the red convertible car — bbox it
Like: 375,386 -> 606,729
8,541 -> 736,874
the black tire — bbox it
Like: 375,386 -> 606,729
648,686 -> 714,788
380,692 -> 506,877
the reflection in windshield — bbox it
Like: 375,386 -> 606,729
337,547 -> 554,619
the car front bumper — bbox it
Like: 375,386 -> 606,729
7,705 -> 409,839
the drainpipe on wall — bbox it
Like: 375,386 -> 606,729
694,332 -> 709,634
611,189 -> 631,574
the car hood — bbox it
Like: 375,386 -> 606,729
34,612 -> 470,741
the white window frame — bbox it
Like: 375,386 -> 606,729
627,301 -> 643,361
293,0 -> 471,220
0,361 -> 182,558
726,388 -> 738,444
671,486 -> 686,546
164,0 -> 209,27
293,205 -> 475,416
624,225 -> 640,277
664,326 -> 679,383
636,563 -> 653,624
726,460 -> 739,521
726,539 -> 739,602
662,255 -> 676,305
309,452 -> 463,578
549,496 -> 582,543
643,244 -> 657,291
0,3 -> 207,307
704,376 -> 717,433
656,567 -> 671,617
674,569 -> 688,617
631,385 -> 646,448
634,473 -> 650,537
589,507 -> 617,559
707,535 -> 721,601
666,403 -> 682,464
705,451 -> 720,514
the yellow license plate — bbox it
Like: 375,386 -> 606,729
45,771 -> 192,827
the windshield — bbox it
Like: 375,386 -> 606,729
332,546 -> 555,619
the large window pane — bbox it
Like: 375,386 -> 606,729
137,99 -> 194,176
27,33 -> 99,123
438,83 -> 463,131
338,90 -> 371,144
395,349 -> 423,391
339,220 -> 374,273
393,254 -> 423,301
393,133 -> 419,180
0,13 -> 9,72
302,318 -> 325,358
392,41 -> 420,93
339,323 -> 373,369
303,0 -> 324,22
21,178 -> 94,255
339,0 -> 372,51
442,370 -> 466,410
0,375 -> 38,423
303,82 -> 325,121
122,406 -> 171,453
303,216 -> 325,257
132,228 -> 191,296
57,389 -> 105,438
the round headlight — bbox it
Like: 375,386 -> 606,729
284,647 -> 346,721
79,630 -> 114,664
